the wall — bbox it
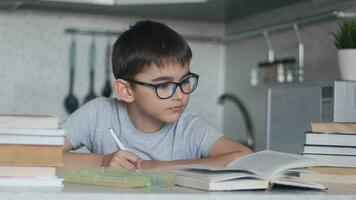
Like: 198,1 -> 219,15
0,10 -> 225,129
223,1 -> 354,150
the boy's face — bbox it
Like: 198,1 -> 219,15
128,62 -> 191,124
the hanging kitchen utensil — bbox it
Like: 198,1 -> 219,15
64,37 -> 79,114
101,39 -> 112,97
250,31 -> 275,86
83,37 -> 97,103
294,24 -> 304,82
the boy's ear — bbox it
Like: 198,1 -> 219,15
114,79 -> 134,103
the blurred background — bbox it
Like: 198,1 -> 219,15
0,0 -> 353,151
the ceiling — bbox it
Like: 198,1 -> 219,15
1,0 -> 307,23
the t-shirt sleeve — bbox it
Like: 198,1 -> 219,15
181,115 -> 223,158
59,99 -> 98,151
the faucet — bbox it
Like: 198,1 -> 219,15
217,93 -> 255,150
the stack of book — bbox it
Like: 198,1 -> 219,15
301,122 -> 356,184
0,114 -> 64,187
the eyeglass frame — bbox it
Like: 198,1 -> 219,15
125,73 -> 200,99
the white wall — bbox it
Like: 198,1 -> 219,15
0,10 -> 225,129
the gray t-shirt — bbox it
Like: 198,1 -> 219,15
61,97 -> 223,161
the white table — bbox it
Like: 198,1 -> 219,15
0,183 -> 355,200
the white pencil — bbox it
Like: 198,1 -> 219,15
108,128 -> 140,170
108,128 -> 126,150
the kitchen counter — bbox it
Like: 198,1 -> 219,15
0,183 -> 355,200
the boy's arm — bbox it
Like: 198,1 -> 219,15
60,138 -> 103,170
140,136 -> 252,171
60,138 -> 141,170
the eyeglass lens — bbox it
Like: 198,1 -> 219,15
156,76 -> 198,99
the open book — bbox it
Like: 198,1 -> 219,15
174,150 -> 326,191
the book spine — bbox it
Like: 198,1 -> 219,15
311,123 -> 356,134
305,133 -> 356,146
0,144 -> 63,167
0,128 -> 65,136
303,154 -> 356,168
303,145 -> 356,156
0,135 -> 64,145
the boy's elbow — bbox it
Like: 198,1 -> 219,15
63,137 -> 72,152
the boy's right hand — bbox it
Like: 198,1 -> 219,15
102,150 -> 142,170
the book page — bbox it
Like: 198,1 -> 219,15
227,150 -> 317,180
272,176 -> 326,190
173,169 -> 259,182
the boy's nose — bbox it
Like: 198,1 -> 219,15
171,86 -> 184,100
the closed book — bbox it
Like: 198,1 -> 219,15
311,122 -> 356,134
309,166 -> 356,175
300,166 -> 356,184
305,132 -> 356,146
0,177 -> 63,187
0,128 -> 65,136
0,144 -> 63,167
0,115 -> 59,129
0,134 -> 64,145
303,145 -> 356,156
299,172 -> 356,184
174,150 -> 326,191
0,166 -> 56,178
303,154 -> 356,168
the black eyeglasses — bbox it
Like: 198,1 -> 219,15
126,73 -> 199,99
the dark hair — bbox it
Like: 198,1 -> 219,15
112,20 -> 192,79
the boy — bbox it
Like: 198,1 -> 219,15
62,20 -> 252,171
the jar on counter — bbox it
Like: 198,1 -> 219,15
254,58 -> 297,85
279,58 -> 297,83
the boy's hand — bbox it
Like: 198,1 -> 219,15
102,150 -> 142,170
